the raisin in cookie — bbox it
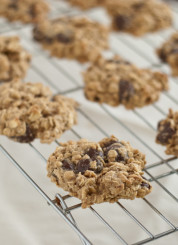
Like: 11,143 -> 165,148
106,0 -> 172,36
0,0 -> 49,24
0,80 -> 78,143
83,56 -> 168,109
67,0 -> 103,9
47,135 -> 152,208
33,17 -> 109,63
157,33 -> 178,77
0,36 -> 31,82
156,109 -> 178,157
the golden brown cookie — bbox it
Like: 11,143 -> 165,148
157,33 -> 178,77
0,0 -> 49,23
47,135 -> 152,208
106,0 -> 172,36
156,109 -> 178,157
0,80 -> 78,143
0,36 -> 31,82
83,56 -> 168,109
33,17 -> 109,63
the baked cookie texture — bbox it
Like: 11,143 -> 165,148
47,135 -> 152,208
156,109 -> 178,157
33,17 -> 109,63
157,33 -> 178,76
0,36 -> 31,82
67,0 -> 103,9
0,80 -> 78,143
0,0 -> 49,23
106,0 -> 172,36
83,56 -> 168,109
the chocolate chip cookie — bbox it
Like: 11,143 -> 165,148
106,0 -> 172,36
33,17 -> 109,63
47,135 -> 152,208
0,80 -> 78,143
0,36 -> 31,82
67,0 -> 103,9
156,109 -> 178,157
83,56 -> 168,109
0,0 -> 49,23
157,33 -> 178,77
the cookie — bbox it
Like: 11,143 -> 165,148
156,109 -> 178,157
106,0 -> 172,36
157,33 -> 178,77
0,0 -> 49,23
83,56 -> 168,109
67,0 -> 103,9
47,135 -> 152,208
0,80 -> 78,143
0,36 -> 31,82
33,17 -> 109,63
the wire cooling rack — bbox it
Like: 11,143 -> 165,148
0,1 -> 178,244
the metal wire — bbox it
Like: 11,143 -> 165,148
0,1 -> 178,244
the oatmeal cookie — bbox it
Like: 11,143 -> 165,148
0,80 -> 78,143
67,0 -> 103,9
83,56 -> 168,109
0,36 -> 31,82
157,33 -> 178,77
0,0 -> 49,23
33,17 -> 109,63
156,109 -> 178,157
47,135 -> 152,208
106,0 -> 172,36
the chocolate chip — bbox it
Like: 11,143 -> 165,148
75,159 -> 90,174
132,2 -> 144,10
85,148 -> 104,173
33,28 -> 44,42
11,124 -> 35,143
94,96 -> 100,102
173,39 -> 178,44
141,182 -> 150,189
86,148 -> 103,160
119,80 -> 135,102
157,121 -> 175,144
44,37 -> 54,44
114,15 -> 130,30
94,159 -> 103,173
33,27 -> 53,44
8,0 -> 18,10
104,143 -> 122,155
103,141 -> 128,163
62,159 -> 74,170
56,33 -> 73,44
170,48 -> 178,55
116,152 -> 126,162
8,3 -> 18,9
29,5 -> 36,18
62,148 -> 104,175
159,50 -> 167,62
